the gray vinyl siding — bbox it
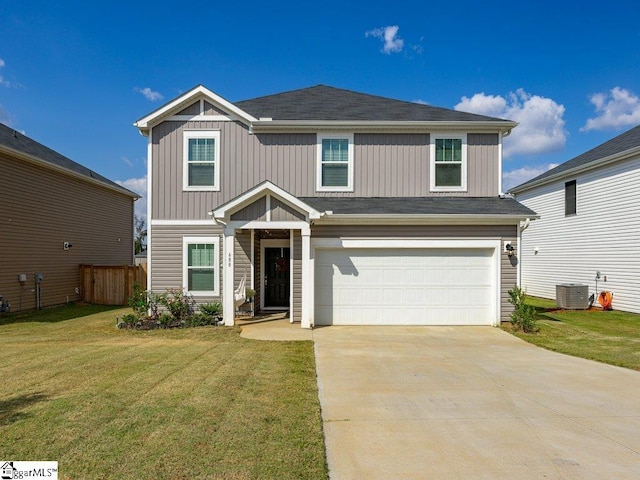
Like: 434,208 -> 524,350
177,102 -> 200,115
293,231 -> 302,322
234,231 -> 251,310
231,197 -> 267,221
271,198 -> 307,221
177,101 -> 227,116
150,224 -> 223,303
204,101 -> 226,115
1,152 -> 134,311
311,224 -> 517,322
468,134 -> 499,196
151,120 -> 501,220
254,238 -> 261,309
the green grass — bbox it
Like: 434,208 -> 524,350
0,306 -> 328,479
504,296 -> 640,371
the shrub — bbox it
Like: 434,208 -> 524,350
118,313 -> 139,329
157,313 -> 173,329
157,288 -> 195,323
187,313 -> 213,327
128,284 -> 159,319
199,302 -> 222,318
507,286 -> 538,333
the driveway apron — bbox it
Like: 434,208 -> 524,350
312,326 -> 640,480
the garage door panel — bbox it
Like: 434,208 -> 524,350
315,248 -> 495,326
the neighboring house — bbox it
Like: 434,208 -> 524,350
0,123 -> 139,311
510,124 -> 640,314
134,84 -> 536,328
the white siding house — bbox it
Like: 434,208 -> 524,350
511,125 -> 640,314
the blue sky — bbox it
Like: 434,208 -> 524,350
2,0 -> 640,219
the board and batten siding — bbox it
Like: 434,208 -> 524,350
151,119 -> 501,220
515,155 -> 640,314
1,152 -> 134,311
311,224 -> 517,322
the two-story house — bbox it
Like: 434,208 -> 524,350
134,85 -> 536,328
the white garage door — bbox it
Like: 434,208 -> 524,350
314,248 -> 496,326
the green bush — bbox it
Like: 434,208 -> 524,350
507,286 -> 538,333
186,313 -> 212,327
199,302 -> 222,318
157,288 -> 195,323
124,287 -> 221,330
128,284 -> 159,319
118,313 -> 139,329
157,313 -> 173,329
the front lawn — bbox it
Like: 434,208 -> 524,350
0,305 -> 327,479
504,296 -> 640,371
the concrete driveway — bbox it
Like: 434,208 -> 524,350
313,326 -> 640,480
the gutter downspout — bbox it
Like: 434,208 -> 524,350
517,218 -> 531,287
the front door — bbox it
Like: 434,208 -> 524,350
264,247 -> 290,308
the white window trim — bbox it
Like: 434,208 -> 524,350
316,133 -> 354,192
183,236 -> 220,296
430,133 -> 467,192
183,130 -> 221,192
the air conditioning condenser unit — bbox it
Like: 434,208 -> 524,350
556,284 -> 589,309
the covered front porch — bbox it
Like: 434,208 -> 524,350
212,182 -> 319,328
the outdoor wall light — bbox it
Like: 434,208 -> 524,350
505,243 -> 515,257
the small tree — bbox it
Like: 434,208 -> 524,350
134,215 -> 147,255
507,286 -> 538,333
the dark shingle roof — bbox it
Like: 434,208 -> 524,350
236,85 -> 513,123
299,196 -> 536,217
511,124 -> 640,192
0,123 -> 138,197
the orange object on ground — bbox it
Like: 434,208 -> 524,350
598,291 -> 613,310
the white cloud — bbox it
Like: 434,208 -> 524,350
0,103 -> 15,126
0,58 -> 10,87
503,163 -> 558,191
135,87 -> 163,102
581,87 -> 640,131
455,89 -> 567,158
116,175 -> 147,221
365,25 -> 404,54
412,99 -> 429,105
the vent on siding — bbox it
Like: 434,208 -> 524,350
556,284 -> 589,309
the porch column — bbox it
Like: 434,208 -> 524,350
301,228 -> 312,329
223,226 -> 235,326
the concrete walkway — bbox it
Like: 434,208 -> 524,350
238,321 -> 640,478
238,315 -> 312,341
313,326 -> 640,480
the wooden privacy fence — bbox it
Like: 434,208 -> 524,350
80,264 -> 147,305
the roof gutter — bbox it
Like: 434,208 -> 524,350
510,145 -> 640,194
313,213 -> 538,225
250,120 -> 517,134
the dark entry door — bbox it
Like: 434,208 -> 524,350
264,247 -> 290,307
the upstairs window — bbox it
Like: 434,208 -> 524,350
430,134 -> 467,192
317,133 -> 354,191
183,131 -> 220,191
565,180 -> 577,216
